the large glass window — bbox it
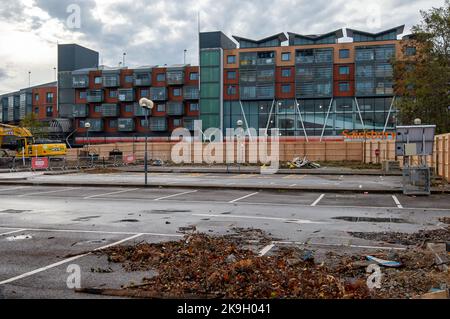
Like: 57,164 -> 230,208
339,82 -> 350,92
227,55 -> 236,64
281,52 -> 291,61
339,49 -> 350,59
339,66 -> 350,75
281,68 -> 291,77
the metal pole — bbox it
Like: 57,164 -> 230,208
144,114 -> 148,186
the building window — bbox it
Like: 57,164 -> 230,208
125,75 -> 133,83
109,119 -> 118,129
281,68 -> 291,77
94,76 -> 102,84
227,71 -> 237,80
109,90 -> 118,98
339,82 -> 350,92
406,46 -> 416,56
189,103 -> 199,112
125,104 -> 133,113
34,107 -> 39,114
156,73 -> 166,82
140,89 -> 149,97
157,104 -> 166,112
173,88 -> 182,97
227,55 -> 236,64
339,66 -> 350,75
281,84 -> 291,93
339,49 -> 350,59
173,119 -> 182,126
34,94 -> 39,101
227,86 -> 237,95
189,72 -> 199,81
46,106 -> 53,117
46,92 -> 54,103
94,105 -> 101,113
79,91 -> 87,99
281,52 -> 291,61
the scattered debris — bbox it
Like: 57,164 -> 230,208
349,226 -> 450,246
439,217 -> 450,225
5,234 -> 32,241
367,256 -> 402,268
287,157 -> 321,169
91,267 -> 114,273
178,226 -> 197,233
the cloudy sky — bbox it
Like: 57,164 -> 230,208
0,0 -> 445,94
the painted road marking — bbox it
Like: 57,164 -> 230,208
0,186 -> 30,193
229,192 -> 259,203
258,243 -> 275,257
154,190 -> 198,201
289,184 -> 297,187
283,175 -> 306,179
193,213 -> 325,224
392,195 -> 403,209
84,188 -> 139,199
0,229 -> 27,236
0,233 -> 144,286
18,187 -> 79,197
0,226 -> 183,237
311,194 -> 325,207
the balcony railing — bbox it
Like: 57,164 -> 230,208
134,75 -> 152,86
133,103 -> 151,116
183,86 -> 199,100
103,75 -> 120,87
166,71 -> 185,85
167,102 -> 184,116
150,87 -> 167,101
118,89 -> 135,102
118,118 -> 135,132
149,117 -> 168,131
86,90 -> 104,103
99,104 -> 120,117
72,75 -> 89,88
85,119 -> 104,132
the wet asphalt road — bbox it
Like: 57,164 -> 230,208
0,184 -> 449,299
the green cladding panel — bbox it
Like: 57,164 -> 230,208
200,48 -> 222,132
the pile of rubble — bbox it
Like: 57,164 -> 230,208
87,228 -> 449,299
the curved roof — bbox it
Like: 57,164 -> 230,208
287,29 -> 344,41
232,33 -> 287,46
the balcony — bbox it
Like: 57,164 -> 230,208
150,87 -> 167,101
118,118 -> 135,132
103,75 -> 120,87
183,118 -> 195,131
99,104 -> 120,117
118,88 -> 135,102
72,104 -> 89,118
166,70 -> 185,85
167,102 -> 184,116
133,103 -> 151,116
86,90 -> 104,103
183,86 -> 199,100
149,117 -> 168,131
72,75 -> 89,88
134,73 -> 152,86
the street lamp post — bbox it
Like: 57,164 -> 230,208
139,98 -> 155,186
84,122 -> 92,165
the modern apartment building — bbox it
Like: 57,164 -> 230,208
199,26 -> 408,139
1,25 -> 413,144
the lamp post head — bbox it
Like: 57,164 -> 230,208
139,98 -> 154,110
236,120 -> 243,127
414,118 -> 422,125
84,122 -> 91,129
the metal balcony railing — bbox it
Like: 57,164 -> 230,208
86,90 -> 104,103
183,86 -> 199,100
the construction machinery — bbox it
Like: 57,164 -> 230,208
0,123 -> 67,158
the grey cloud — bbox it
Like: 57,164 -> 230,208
0,1 -> 26,21
0,68 -> 10,81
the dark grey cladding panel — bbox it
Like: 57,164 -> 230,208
58,44 -> 99,72
200,31 -> 236,50
58,72 -> 73,89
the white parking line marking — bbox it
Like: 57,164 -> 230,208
193,213 -> 325,224
0,186 -> 30,193
18,187 -> 79,197
0,229 -> 27,236
229,192 -> 259,203
258,243 -> 275,256
311,194 -> 325,207
154,190 -> 198,201
289,184 -> 297,187
392,195 -> 403,209
0,226 -> 183,237
0,233 -> 144,286
84,188 -> 139,199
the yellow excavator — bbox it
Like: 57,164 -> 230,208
0,123 -> 67,158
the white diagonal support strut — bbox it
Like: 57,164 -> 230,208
295,99 -> 309,142
265,99 -> 276,136
239,100 -> 252,140
354,97 -> 365,131
383,96 -> 396,134
320,98 -> 334,142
